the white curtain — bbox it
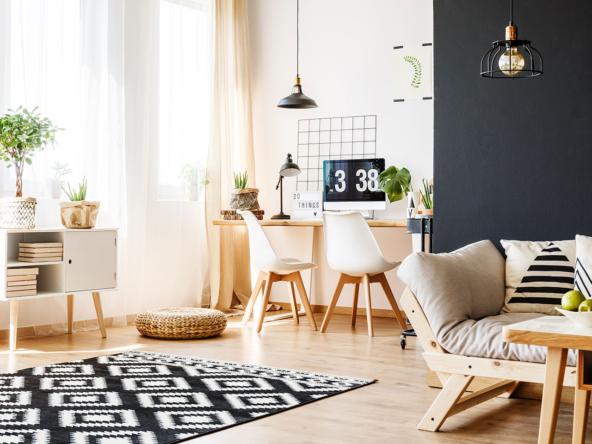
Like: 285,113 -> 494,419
0,0 -> 212,334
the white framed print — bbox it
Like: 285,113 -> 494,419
393,44 -> 433,101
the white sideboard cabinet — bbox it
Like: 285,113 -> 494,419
0,227 -> 118,351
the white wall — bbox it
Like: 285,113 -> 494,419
248,0 -> 433,309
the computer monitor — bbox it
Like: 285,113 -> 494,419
323,158 -> 386,211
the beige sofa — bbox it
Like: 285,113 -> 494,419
397,240 -> 576,432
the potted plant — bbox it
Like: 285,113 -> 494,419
230,170 -> 259,210
46,161 -> 71,199
60,177 -> 100,229
419,178 -> 433,216
180,163 -> 204,201
378,165 -> 412,203
0,106 -> 62,228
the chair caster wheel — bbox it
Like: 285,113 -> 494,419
400,338 -> 406,350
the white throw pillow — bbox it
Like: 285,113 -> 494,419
501,240 -> 575,315
575,235 -> 592,297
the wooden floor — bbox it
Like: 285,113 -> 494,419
0,312 -> 587,443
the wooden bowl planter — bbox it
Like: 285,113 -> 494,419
0,197 -> 37,229
60,201 -> 100,229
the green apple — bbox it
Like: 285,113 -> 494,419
579,300 -> 592,312
562,290 -> 586,311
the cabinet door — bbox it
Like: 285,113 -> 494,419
65,231 -> 117,292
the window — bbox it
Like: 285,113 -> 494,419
158,0 -> 212,201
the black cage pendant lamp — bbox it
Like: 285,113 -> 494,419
278,0 -> 318,108
480,0 -> 543,79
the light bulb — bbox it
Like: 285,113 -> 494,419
499,46 -> 525,76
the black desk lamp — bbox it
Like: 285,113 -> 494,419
271,153 -> 300,220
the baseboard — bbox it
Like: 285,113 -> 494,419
0,314 -> 137,340
270,301 -> 406,319
426,367 -> 575,404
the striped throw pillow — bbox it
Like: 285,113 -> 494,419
575,235 -> 592,297
501,239 -> 575,315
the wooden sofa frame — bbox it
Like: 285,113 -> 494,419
400,286 -> 576,432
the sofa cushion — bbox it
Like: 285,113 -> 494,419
397,240 -> 506,345
574,235 -> 592,297
501,240 -> 575,315
442,312 -> 577,365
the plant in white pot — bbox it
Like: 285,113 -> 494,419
0,106 -> 62,228
46,161 -> 71,199
180,163 -> 204,201
60,177 -> 100,229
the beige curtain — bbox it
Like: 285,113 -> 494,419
204,0 -> 256,313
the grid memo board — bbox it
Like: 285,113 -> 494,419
296,115 -> 377,192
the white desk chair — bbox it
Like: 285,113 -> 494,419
238,210 -> 318,333
321,211 -> 407,337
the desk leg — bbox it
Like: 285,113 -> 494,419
573,386 -> 590,444
92,292 -> 107,338
539,347 -> 568,444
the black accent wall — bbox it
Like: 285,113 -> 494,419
434,0 -> 592,253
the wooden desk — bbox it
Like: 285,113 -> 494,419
503,316 -> 592,444
213,219 -> 408,227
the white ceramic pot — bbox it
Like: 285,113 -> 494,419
46,178 -> 66,199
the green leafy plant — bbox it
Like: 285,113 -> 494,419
233,171 -> 248,189
0,106 -> 63,197
51,161 -> 72,181
379,166 -> 411,203
420,178 -> 433,210
180,163 -> 205,187
403,56 -> 422,88
62,177 -> 88,201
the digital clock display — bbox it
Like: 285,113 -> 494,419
323,158 -> 386,203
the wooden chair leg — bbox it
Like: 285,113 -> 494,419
287,282 -> 299,324
573,387 -> 591,444
241,271 -> 266,326
418,374 -> 474,431
351,283 -> 360,327
376,273 -> 407,330
9,300 -> 18,352
538,347 -> 568,444
321,274 -> 346,333
67,294 -> 74,334
256,273 -> 276,333
362,274 -> 373,337
294,272 -> 317,331
92,292 -> 107,338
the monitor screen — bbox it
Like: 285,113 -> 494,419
323,158 -> 386,206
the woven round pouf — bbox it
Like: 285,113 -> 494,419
135,308 -> 227,339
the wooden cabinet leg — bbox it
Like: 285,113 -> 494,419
362,274 -> 374,337
538,347 -> 568,444
9,300 -> 18,352
92,292 -> 107,338
573,387 -> 591,444
67,294 -> 74,334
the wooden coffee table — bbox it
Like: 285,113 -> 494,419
503,316 -> 592,444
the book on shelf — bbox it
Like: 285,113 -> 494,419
19,243 -> 63,248
6,274 -> 37,282
7,280 -> 36,287
7,268 -> 40,276
19,253 -> 64,258
6,289 -> 37,297
17,257 -> 62,263
6,285 -> 36,291
19,248 -> 63,253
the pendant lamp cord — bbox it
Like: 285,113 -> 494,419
296,0 -> 299,77
510,0 -> 514,24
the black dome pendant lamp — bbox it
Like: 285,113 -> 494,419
278,0 -> 318,109
480,0 -> 543,79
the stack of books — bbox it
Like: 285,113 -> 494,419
7,268 -> 39,297
18,242 -> 63,263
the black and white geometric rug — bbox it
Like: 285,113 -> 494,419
0,351 -> 375,443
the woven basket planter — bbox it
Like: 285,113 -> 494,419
230,188 -> 259,210
0,197 -> 37,229
135,308 -> 227,339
